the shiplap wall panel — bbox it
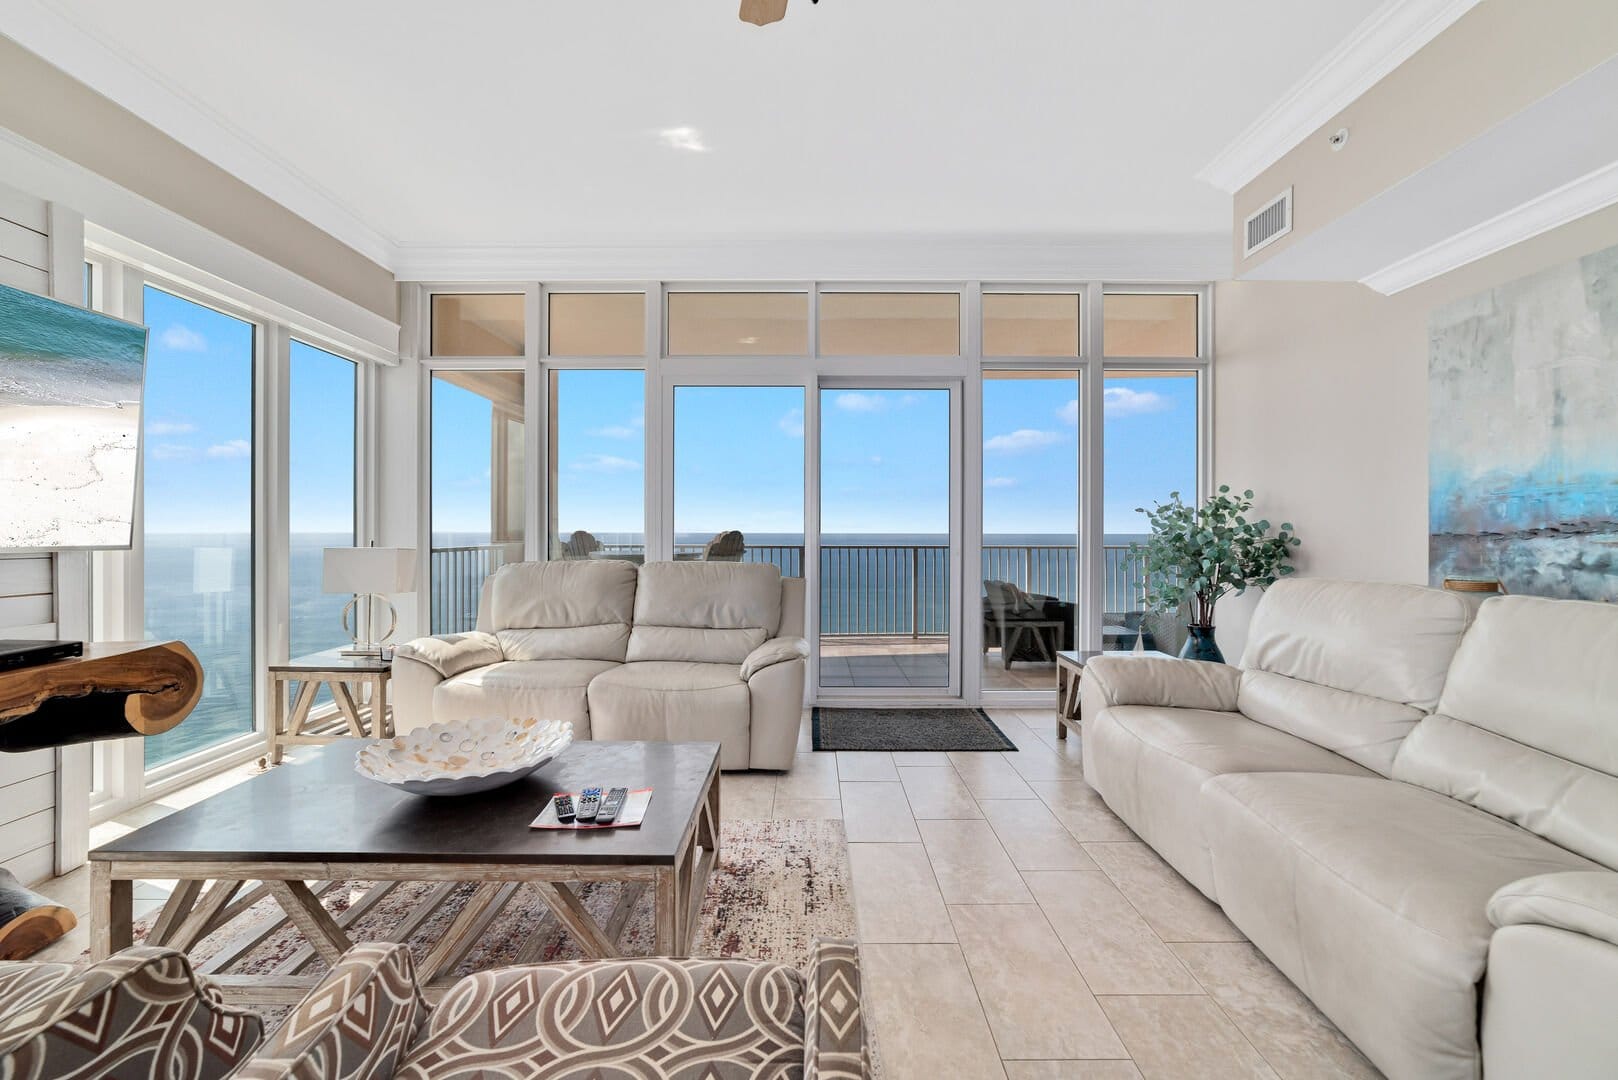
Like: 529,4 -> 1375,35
0,254 -> 49,294
0,217 -> 48,269
0,748 -> 54,787
1,179 -> 60,883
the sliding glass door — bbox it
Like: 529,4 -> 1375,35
818,384 -> 959,696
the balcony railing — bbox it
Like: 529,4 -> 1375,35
429,542 -> 1151,636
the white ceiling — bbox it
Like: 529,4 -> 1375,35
8,0 -> 1386,275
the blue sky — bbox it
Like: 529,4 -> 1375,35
142,287 -> 359,534
432,371 -> 1197,540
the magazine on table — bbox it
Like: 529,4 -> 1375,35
530,788 -> 652,830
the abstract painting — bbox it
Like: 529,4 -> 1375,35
0,282 -> 148,550
1430,242 -> 1618,600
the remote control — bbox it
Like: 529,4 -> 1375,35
576,787 -> 603,823
596,787 -> 629,825
552,794 -> 576,824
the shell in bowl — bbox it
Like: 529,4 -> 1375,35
355,715 -> 572,796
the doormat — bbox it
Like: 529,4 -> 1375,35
811,706 -> 1017,752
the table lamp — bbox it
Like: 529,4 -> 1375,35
322,547 -> 417,656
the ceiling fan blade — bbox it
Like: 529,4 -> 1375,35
739,0 -> 788,26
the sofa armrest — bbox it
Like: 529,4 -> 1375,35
1079,655 -> 1240,715
742,635 -> 809,681
238,944 -> 427,1080
0,945 -> 264,1078
803,938 -> 867,1080
1489,871 -> 1618,949
393,631 -> 503,679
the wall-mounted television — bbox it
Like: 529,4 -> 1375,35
0,280 -> 149,550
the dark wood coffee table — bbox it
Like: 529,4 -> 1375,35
89,739 -> 721,1004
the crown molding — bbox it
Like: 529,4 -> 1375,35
1361,159 -> 1618,294
391,231 -> 1232,283
1,0 -> 399,268
0,124 -> 399,360
1196,0 -> 1479,194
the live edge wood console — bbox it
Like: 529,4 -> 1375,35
0,640 -> 203,959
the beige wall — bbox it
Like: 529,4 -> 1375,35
1234,0 -> 1618,271
0,37 -> 396,320
1212,201 -> 1618,658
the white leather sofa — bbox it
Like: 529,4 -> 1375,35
392,560 -> 807,770
1079,578 -> 1618,1080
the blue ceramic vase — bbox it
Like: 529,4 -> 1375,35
1179,625 -> 1225,664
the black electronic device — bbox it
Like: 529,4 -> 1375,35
552,794 -> 576,824
0,640 -> 84,672
596,787 -> 629,825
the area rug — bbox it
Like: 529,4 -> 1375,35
812,706 -> 1017,751
95,819 -> 853,1027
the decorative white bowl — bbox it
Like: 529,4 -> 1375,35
355,715 -> 572,796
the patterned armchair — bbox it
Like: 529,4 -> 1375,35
0,939 -> 865,1079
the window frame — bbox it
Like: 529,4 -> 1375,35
86,253 -> 377,822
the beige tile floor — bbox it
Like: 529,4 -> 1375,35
30,708 -> 1381,1079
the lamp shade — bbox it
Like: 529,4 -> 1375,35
322,547 -> 417,594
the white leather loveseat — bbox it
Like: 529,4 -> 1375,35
1080,578 -> 1618,1080
392,560 -> 807,770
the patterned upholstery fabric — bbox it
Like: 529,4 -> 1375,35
238,943 -> 428,1080
802,940 -> 865,1080
0,945 -> 262,1080
396,956 -> 808,1079
0,962 -> 79,1018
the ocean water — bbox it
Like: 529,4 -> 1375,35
0,282 -> 146,407
143,530 -> 1153,767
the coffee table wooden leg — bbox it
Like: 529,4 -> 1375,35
267,880 -> 352,965
531,881 -> 618,960
654,867 -> 677,956
604,882 -> 648,946
147,879 -> 204,946
90,862 -> 132,962
268,676 -> 288,765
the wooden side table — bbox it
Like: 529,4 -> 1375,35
264,649 -> 392,766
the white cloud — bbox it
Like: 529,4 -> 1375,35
778,408 -> 804,437
657,126 -> 709,152
869,455 -> 883,466
205,439 -> 251,459
587,424 -> 638,439
834,392 -> 886,413
1058,399 -> 1079,426
984,428 -> 1062,454
985,476 -> 1018,488
569,454 -> 642,473
147,420 -> 195,436
160,325 -> 207,352
1104,387 -> 1171,417
149,443 -> 196,461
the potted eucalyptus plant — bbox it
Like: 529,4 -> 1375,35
1133,486 -> 1300,663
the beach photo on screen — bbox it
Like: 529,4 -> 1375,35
0,281 -> 148,549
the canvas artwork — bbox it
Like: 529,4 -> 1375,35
1429,242 -> 1618,600
0,282 -> 148,549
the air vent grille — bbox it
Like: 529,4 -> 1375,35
1243,188 -> 1293,257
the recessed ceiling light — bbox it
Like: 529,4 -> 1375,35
657,127 -> 709,153
739,336 -> 760,345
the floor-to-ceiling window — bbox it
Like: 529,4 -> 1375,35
288,340 -> 357,676
1102,291 -> 1204,655
139,286 -> 255,768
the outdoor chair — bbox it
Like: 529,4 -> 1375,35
982,579 -> 1065,668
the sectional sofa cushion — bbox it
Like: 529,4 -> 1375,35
1236,578 -> 1474,774
1203,771 -> 1595,1080
587,661 -> 752,769
1083,704 -> 1373,897
627,562 -> 783,665
484,560 -> 638,663
1394,594 -> 1618,869
431,659 -> 619,738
